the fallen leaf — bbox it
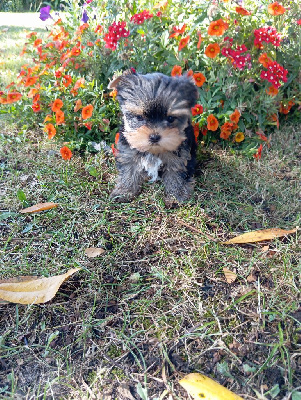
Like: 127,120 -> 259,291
20,202 -> 58,213
246,272 -> 257,283
223,268 -> 237,284
0,268 -> 79,304
85,247 -> 105,258
222,227 -> 297,244
179,372 -> 244,400
262,245 -> 270,252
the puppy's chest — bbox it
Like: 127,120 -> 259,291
140,154 -> 163,182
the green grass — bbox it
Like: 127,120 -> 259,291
0,123 -> 300,399
0,16 -> 301,400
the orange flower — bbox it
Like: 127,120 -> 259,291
95,25 -> 103,33
269,113 -> 280,129
32,102 -> 41,112
191,104 -> 203,116
220,130 -> 231,139
178,36 -> 190,51
44,123 -> 56,139
257,132 -> 268,141
193,72 -> 206,87
111,143 -> 118,157
171,65 -> 182,77
197,33 -> 202,49
236,7 -> 251,16
258,53 -> 272,68
207,114 -> 219,131
44,114 -> 52,123
26,31 -> 37,38
82,104 -> 93,120
74,99 -> 82,112
186,69 -> 194,77
24,76 -> 38,87
221,122 -> 234,132
208,19 -> 228,36
74,77 -> 85,90
169,24 -> 186,38
27,88 -> 39,98
0,96 -> 9,104
34,38 -> 42,47
266,86 -> 279,96
60,146 -> 72,160
205,43 -> 220,58
71,46 -> 81,56
115,132 -> 120,145
56,110 -> 65,125
279,100 -> 294,114
229,109 -> 241,124
63,75 -> 72,87
6,92 -> 22,103
192,122 -> 199,143
84,122 -> 92,130
253,144 -> 263,160
268,2 -> 286,15
109,88 -> 117,99
51,98 -> 63,112
234,132 -> 245,142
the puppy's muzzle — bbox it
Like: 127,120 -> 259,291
149,134 -> 161,144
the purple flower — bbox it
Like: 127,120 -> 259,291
82,10 -> 89,23
39,5 -> 52,21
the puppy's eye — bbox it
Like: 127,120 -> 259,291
167,116 -> 176,123
135,115 -> 144,122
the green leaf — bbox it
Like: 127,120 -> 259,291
17,189 -> 28,206
292,392 -> 301,400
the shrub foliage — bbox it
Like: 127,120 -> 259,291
1,0 -> 300,158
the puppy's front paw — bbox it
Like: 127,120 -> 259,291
110,187 -> 137,203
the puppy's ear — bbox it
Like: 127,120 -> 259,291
179,76 -> 199,108
108,69 -> 136,90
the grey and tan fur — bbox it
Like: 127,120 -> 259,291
109,70 -> 198,204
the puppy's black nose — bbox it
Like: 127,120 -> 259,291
149,134 -> 161,143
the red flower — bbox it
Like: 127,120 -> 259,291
60,146 -> 72,160
191,104 -> 203,116
63,75 -> 72,87
178,36 -> 190,51
236,7 -> 251,16
71,47 -> 81,56
131,10 -> 153,24
169,24 -> 186,38
82,104 -> 93,119
256,132 -> 268,141
84,122 -> 92,130
32,102 -> 41,112
171,65 -> 182,77
253,144 -> 263,160
193,72 -> 206,87
192,122 -> 199,143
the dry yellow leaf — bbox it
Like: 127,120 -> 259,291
223,268 -> 237,284
179,372 -> 244,400
222,227 -> 297,245
0,268 -> 79,304
85,247 -> 105,258
20,202 -> 58,213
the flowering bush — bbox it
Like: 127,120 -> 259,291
0,0 -> 300,159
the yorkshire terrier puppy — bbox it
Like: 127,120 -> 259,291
108,70 -> 198,204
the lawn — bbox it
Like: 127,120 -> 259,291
0,16 -> 301,400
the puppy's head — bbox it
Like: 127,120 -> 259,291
109,70 -> 198,154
